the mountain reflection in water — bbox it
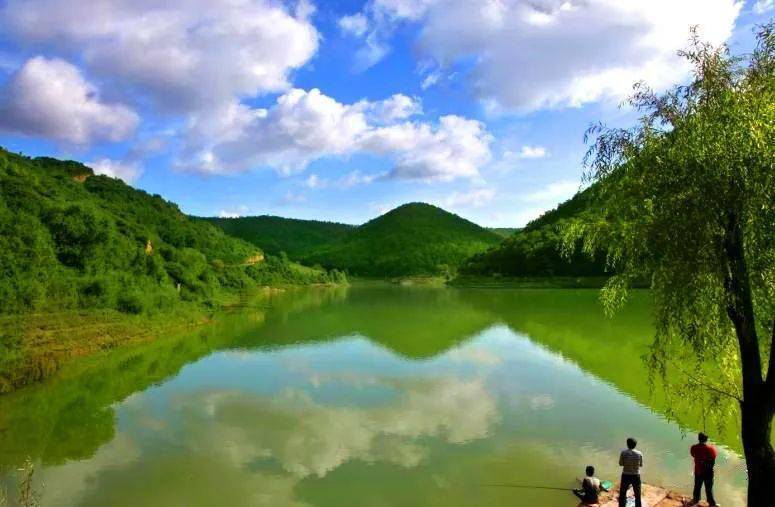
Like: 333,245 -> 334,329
0,286 -> 748,506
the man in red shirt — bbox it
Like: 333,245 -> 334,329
690,432 -> 718,506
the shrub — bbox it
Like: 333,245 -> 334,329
116,293 -> 144,314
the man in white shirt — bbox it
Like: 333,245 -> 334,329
573,465 -> 602,505
618,437 -> 643,507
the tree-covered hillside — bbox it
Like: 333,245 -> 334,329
459,187 -> 607,277
301,203 -> 502,277
203,215 -> 354,258
488,228 -> 518,238
0,148 -> 342,316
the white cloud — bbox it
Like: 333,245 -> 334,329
282,191 -> 307,204
218,205 -> 250,218
362,115 -> 492,181
304,174 -> 327,189
488,145 -> 549,173
353,32 -> 391,71
360,94 -> 422,123
446,345 -> 502,366
516,145 -> 548,159
339,170 -> 382,188
445,188 -> 495,208
180,89 -> 492,182
181,89 -> 369,175
521,180 -> 579,203
754,0 -> 773,14
0,56 -> 138,144
349,0 -> 742,111
342,0 -> 435,71
178,377 -> 497,478
373,0 -> 435,21
0,0 -> 319,113
420,70 -> 442,89
89,158 -> 143,184
529,393 -> 556,411
339,13 -> 369,37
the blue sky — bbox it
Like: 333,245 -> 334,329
0,0 -> 771,226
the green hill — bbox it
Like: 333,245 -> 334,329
488,227 -> 519,238
302,203 -> 502,277
522,185 -> 595,232
202,215 -> 354,258
0,148 -> 341,316
458,187 -> 607,278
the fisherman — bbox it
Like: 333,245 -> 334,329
573,465 -> 602,505
618,437 -> 643,507
690,432 -> 719,506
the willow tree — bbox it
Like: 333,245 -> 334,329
563,25 -> 774,505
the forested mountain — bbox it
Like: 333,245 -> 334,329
205,194 -> 608,279
458,187 -> 608,277
0,148 -> 341,316
301,203 -> 502,277
203,215 -> 354,258
488,228 -> 519,238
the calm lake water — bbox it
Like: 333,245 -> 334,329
0,287 -> 748,506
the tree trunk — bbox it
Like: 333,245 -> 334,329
740,392 -> 775,506
723,212 -> 775,505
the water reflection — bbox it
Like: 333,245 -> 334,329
177,378 -> 495,477
0,286 -> 748,506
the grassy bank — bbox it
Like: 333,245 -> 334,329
0,284 -> 340,394
0,304 -> 211,394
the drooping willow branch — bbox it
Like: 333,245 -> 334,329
652,355 -> 742,403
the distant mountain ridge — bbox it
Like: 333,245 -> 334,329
210,203 -> 502,277
203,215 -> 354,259
488,227 -> 519,238
206,192 -> 607,280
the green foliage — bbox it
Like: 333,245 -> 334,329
44,204 -> 114,270
562,25 -> 775,493
0,457 -> 41,506
204,215 -> 354,258
566,25 -> 774,374
460,188 -> 608,277
208,204 -> 501,277
116,293 -> 145,315
17,458 -> 40,507
0,149 -> 343,316
487,228 -> 518,238
302,203 -> 502,277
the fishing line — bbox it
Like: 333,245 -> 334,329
480,484 -> 572,492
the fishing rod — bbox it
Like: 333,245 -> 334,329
481,479 -> 613,493
481,484 -> 573,492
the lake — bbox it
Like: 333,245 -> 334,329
0,286 -> 748,506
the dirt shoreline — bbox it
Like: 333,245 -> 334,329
594,482 -> 711,507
